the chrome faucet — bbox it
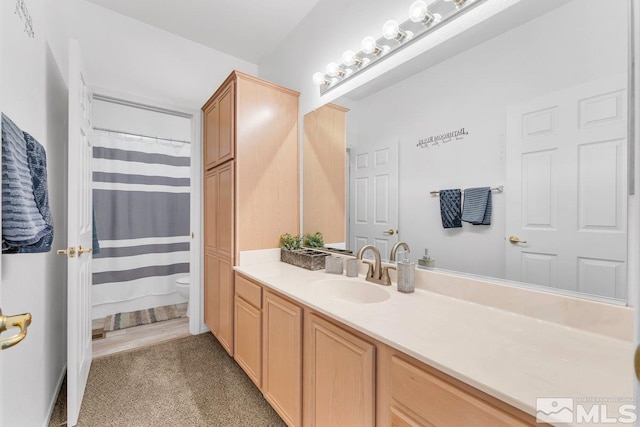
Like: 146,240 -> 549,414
356,245 -> 394,286
389,241 -> 411,262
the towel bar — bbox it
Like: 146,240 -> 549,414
430,185 -> 503,196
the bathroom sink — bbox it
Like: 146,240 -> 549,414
311,279 -> 391,304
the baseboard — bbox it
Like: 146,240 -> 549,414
199,322 -> 209,334
43,364 -> 66,427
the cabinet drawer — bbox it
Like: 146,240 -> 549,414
235,274 -> 262,308
390,356 -> 530,427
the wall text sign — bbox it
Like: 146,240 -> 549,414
15,0 -> 35,38
417,127 -> 468,149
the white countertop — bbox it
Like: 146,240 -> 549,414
234,261 -> 634,425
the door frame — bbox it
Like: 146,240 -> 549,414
89,87 -> 204,335
630,0 -> 639,403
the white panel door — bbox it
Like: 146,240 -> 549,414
506,75 -> 627,300
66,39 -> 94,426
349,140 -> 399,260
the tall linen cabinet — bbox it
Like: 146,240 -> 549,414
202,71 -> 300,355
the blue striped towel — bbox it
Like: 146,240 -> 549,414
18,132 -> 54,253
462,187 -> 492,225
2,114 -> 52,252
439,189 -> 462,229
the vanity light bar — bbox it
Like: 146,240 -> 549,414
312,0 -> 483,95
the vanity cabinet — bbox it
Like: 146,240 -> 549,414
232,272 -> 539,427
263,291 -> 303,427
202,71 -> 299,356
378,345 -> 537,427
234,274 -> 262,387
303,313 -> 375,427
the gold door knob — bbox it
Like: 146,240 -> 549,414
383,229 -> 398,236
508,235 -> 527,244
56,246 -> 76,258
77,245 -> 92,256
635,345 -> 640,381
0,309 -> 32,350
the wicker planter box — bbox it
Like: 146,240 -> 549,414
281,248 -> 329,271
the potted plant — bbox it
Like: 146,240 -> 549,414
280,233 -> 328,270
303,232 -> 324,248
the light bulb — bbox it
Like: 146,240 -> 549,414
342,50 -> 362,67
382,20 -> 400,40
326,62 -> 345,77
361,36 -> 381,55
313,72 -> 326,86
409,0 -> 436,25
409,0 -> 428,22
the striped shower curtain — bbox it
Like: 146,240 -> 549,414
92,131 -> 190,309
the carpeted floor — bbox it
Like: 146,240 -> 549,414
49,333 -> 285,426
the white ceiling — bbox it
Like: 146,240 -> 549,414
83,0 -> 322,63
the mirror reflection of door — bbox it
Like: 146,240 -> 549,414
506,75 -> 627,301
349,140 -> 399,259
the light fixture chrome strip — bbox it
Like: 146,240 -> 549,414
313,0 -> 485,95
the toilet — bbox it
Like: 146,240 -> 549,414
176,275 -> 190,316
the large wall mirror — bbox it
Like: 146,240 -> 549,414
303,0 -> 633,304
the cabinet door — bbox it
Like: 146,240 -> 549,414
204,251 -> 233,355
217,83 -> 235,164
204,251 -> 220,335
204,163 -> 234,257
217,161 -> 234,259
304,313 -> 375,427
234,296 -> 261,387
217,256 -> 234,355
388,353 -> 532,427
263,291 -> 302,427
204,100 -> 219,170
204,169 -> 218,251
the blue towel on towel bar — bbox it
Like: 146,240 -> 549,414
462,187 -> 492,225
439,189 -> 462,229
1,113 -> 52,252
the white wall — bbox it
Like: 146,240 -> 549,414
1,0 -> 69,425
345,0 -> 627,277
48,0 -> 258,110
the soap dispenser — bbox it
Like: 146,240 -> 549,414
417,249 -> 435,268
397,257 -> 416,293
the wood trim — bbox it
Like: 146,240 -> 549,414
201,72 -> 237,111
325,103 -> 350,113
235,71 -> 301,98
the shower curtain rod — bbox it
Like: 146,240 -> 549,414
93,127 -> 191,145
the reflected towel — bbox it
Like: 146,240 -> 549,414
2,113 -> 51,252
462,187 -> 492,225
439,189 -> 462,229
92,206 -> 100,255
